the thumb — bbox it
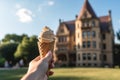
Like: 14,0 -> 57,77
44,51 -> 52,62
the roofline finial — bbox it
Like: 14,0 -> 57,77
108,10 -> 111,16
59,19 -> 61,23
75,15 -> 78,19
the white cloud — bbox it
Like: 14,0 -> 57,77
16,8 -> 33,23
48,1 -> 54,6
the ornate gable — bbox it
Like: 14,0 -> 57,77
57,23 -> 70,36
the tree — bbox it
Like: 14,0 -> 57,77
114,44 -> 120,66
117,30 -> 120,41
14,36 -> 39,64
2,34 -> 28,43
0,42 -> 18,66
114,30 -> 120,66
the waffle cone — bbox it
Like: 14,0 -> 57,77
37,41 -> 54,58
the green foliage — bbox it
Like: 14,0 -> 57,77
0,33 -> 39,66
0,55 -> 5,67
2,34 -> 28,43
14,35 -> 39,63
0,42 -> 18,63
114,44 -> 120,66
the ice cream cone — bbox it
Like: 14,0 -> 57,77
37,26 -> 55,58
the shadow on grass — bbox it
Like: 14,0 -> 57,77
49,76 -> 92,80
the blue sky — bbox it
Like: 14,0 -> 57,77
0,0 -> 120,43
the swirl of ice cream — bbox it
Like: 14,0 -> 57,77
38,26 -> 55,43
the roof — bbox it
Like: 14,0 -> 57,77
99,16 -> 110,32
99,16 -> 110,23
62,20 -> 75,35
78,0 -> 97,19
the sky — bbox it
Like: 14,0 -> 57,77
0,0 -> 120,43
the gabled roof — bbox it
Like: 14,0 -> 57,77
78,0 -> 97,19
62,20 -> 75,35
99,16 -> 109,23
99,15 -> 110,32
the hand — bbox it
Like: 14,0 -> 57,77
21,51 -> 54,80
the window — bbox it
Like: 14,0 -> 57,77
82,41 -> 86,48
58,36 -> 67,42
92,31 -> 96,37
82,31 -> 87,38
87,53 -> 91,60
78,54 -> 80,60
83,63 -> 86,66
94,63 -> 97,66
93,41 -> 96,48
74,45 -> 76,50
102,34 -> 106,40
93,53 -> 97,60
87,31 -> 91,38
103,54 -> 107,61
78,43 -> 80,49
84,21 -> 89,27
88,63 -> 91,66
59,46 -> 67,51
87,41 -> 91,48
91,21 -> 95,27
102,43 -> 106,50
82,53 -> 87,60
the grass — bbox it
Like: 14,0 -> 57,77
0,67 -> 120,80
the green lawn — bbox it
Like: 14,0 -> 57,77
0,68 -> 120,80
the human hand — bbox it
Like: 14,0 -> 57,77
21,51 -> 54,80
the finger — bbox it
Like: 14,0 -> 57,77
44,51 -> 52,62
49,63 -> 55,69
48,71 -> 54,76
